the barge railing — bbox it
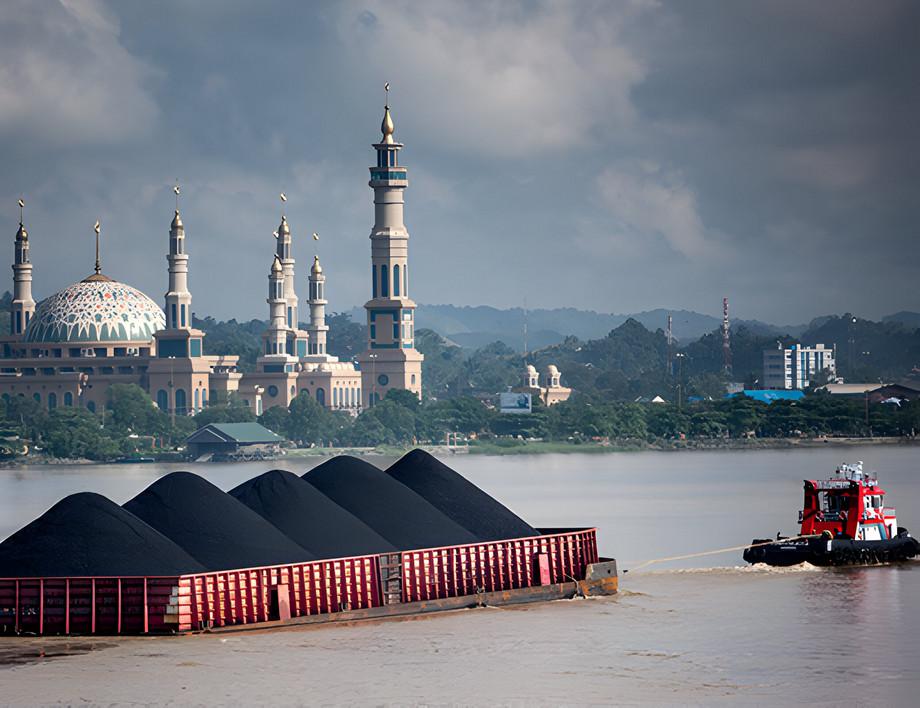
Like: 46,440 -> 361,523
0,528 -> 599,636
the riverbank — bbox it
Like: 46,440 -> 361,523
2,435 -> 914,467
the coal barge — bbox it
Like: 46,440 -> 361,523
744,461 -> 920,567
0,451 -> 616,636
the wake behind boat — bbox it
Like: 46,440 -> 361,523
744,462 -> 920,567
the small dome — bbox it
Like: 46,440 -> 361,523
271,256 -> 283,273
525,364 -> 538,374
15,222 -> 27,241
171,210 -> 183,231
311,255 -> 323,275
546,364 -> 560,375
278,215 -> 290,236
24,277 -> 165,344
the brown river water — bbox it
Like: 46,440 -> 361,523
1,445 -> 918,706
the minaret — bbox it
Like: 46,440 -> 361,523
11,202 -> 35,336
357,88 -> 424,405
165,205 -> 192,330
307,255 -> 328,356
275,215 -> 298,328
265,256 -> 287,355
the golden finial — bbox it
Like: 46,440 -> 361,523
173,180 -> 180,214
17,198 -> 24,224
381,82 -> 395,144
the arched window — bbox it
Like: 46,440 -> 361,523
63,391 -> 73,407
175,388 -> 187,416
393,265 -> 400,296
290,385 -> 296,396
203,389 -> 209,407
194,389 -> 200,412
372,265 -> 377,298
87,401 -> 96,413
48,392 -> 57,410
332,387 -> 338,407
403,265 -> 408,296
33,393 -> 40,403
316,388 -> 325,407
380,266 -> 389,297
157,389 -> 168,411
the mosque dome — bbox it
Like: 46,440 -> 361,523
24,274 -> 166,344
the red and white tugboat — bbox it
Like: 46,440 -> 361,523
744,461 -> 920,566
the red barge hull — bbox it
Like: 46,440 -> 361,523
0,528 -> 615,636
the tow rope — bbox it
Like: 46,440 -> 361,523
622,534 -> 819,573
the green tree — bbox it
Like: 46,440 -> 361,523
193,397 -> 256,426
2,394 -> 48,441
106,384 -> 168,436
42,408 -> 121,460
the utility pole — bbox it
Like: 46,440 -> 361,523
368,352 -> 378,407
675,352 -> 686,411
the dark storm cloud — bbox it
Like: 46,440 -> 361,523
0,0 -> 916,325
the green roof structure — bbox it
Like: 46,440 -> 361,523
187,422 -> 284,446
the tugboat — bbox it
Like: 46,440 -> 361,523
744,462 -> 920,566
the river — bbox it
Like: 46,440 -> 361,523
1,446 -> 918,705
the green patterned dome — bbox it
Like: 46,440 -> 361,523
24,274 -> 166,344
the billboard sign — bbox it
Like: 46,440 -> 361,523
499,392 -> 532,414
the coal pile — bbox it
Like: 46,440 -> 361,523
124,471 -> 314,571
302,456 -> 480,550
386,449 -> 539,541
229,470 -> 396,559
0,492 -> 206,577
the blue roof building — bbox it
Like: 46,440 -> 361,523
728,389 -> 805,404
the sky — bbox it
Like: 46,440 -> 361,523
1,0 -> 917,325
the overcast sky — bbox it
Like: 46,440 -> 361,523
1,0 -> 917,325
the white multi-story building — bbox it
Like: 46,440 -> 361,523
763,343 -> 836,390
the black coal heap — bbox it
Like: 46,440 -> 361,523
124,471 -> 314,571
386,449 -> 539,541
229,469 -> 396,559
0,492 -> 206,577
302,456 -> 480,550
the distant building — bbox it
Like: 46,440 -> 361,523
186,422 -> 283,460
763,343 -> 836,390
514,364 -> 571,406
822,383 -> 920,403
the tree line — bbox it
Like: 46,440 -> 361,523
2,383 -> 916,461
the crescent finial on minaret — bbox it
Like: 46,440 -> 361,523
381,82 -> 395,144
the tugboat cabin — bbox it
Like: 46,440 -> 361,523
799,462 -> 897,541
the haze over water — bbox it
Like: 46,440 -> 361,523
2,446 -> 919,705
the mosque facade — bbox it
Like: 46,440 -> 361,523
0,105 -> 421,417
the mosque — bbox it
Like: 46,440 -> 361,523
0,102 -> 423,417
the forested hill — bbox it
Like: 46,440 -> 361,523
348,304 -> 802,351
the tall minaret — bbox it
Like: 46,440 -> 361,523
11,201 -> 35,336
264,256 -> 287,355
307,255 -> 328,356
357,88 -> 424,405
165,198 -> 192,330
275,215 -> 298,328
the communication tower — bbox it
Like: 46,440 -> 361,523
722,297 -> 732,375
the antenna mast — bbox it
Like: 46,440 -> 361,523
667,313 -> 673,376
722,297 -> 732,375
